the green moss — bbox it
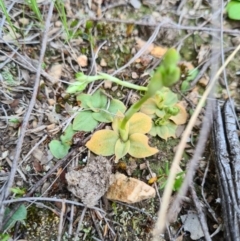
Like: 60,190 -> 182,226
24,205 -> 60,241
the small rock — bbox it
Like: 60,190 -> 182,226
106,173 -> 156,203
104,80 -> 112,89
112,86 -> 118,92
76,55 -> 88,67
132,72 -> 139,79
139,163 -> 146,170
19,17 -> 29,26
198,76 -> 209,87
100,58 -> 107,67
48,98 -> 55,105
48,64 -> 62,84
129,0 -> 141,9
55,21 -> 62,27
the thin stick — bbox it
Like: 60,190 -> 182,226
152,43 -> 240,240
74,207 -> 87,241
57,199 -> 66,241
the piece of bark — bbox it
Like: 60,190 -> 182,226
212,99 -> 240,240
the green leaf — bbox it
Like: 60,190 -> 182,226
185,68 -> 199,82
86,130 -> 118,156
92,99 -> 126,123
60,124 -> 76,145
77,93 -> 93,109
73,111 -> 99,131
180,80 -> 190,92
154,121 -> 177,140
77,90 -> 108,111
226,1 -> 240,20
0,234 -> 10,241
155,109 -> 166,118
89,89 -> 108,109
10,187 -> 26,196
173,173 -> 184,191
140,98 -> 158,116
157,88 -> 178,107
128,112 -> 152,135
128,133 -> 158,158
66,82 -> 88,94
115,139 -> 130,161
3,204 -> 27,231
92,111 -> 112,123
49,140 -> 70,159
108,99 -> 126,116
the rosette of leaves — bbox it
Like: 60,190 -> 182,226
86,112 -> 158,161
73,89 -> 126,132
140,88 -> 180,140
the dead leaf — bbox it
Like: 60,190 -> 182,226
197,45 -> 210,64
33,160 -> 43,172
180,212 -> 204,240
198,76 -> 209,87
150,45 -> 168,58
100,58 -> 107,67
170,102 -> 189,125
135,38 -> 168,58
136,38 -> 154,54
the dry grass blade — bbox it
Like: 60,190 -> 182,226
152,43 -> 240,240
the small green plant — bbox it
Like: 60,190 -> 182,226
86,49 -> 181,161
10,187 -> 26,197
55,0 -> 71,40
0,233 -> 10,241
180,68 -> 199,92
140,88 -> 180,140
73,89 -> 126,131
86,112 -> 158,161
0,0 -> 18,39
49,49 -> 181,161
25,0 -> 43,24
2,204 -> 27,232
49,124 -> 76,159
149,162 -> 185,191
49,90 -> 126,159
226,0 -> 240,20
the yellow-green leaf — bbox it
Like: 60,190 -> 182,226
115,139 -> 130,162
86,130 -> 118,156
155,122 -> 177,140
128,133 -> 158,158
112,111 -> 125,132
128,113 -> 152,135
140,98 -> 157,116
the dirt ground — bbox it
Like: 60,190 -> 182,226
1,0 -> 240,240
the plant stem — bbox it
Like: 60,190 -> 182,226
120,93 -> 150,132
99,73 -> 147,91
